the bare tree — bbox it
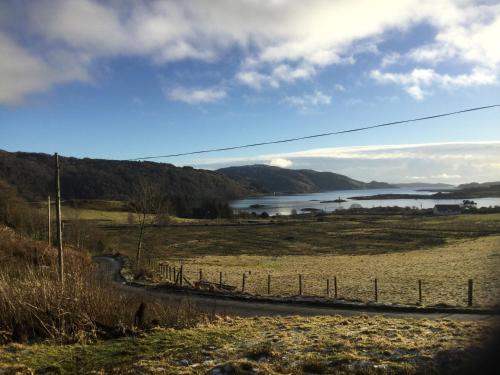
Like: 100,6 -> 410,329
128,179 -> 166,265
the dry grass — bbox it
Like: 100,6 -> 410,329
0,228 -> 207,344
159,236 -> 500,307
103,212 -> 500,258
0,314 -> 496,374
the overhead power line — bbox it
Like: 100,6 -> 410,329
128,104 -> 500,161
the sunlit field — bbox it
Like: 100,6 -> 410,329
80,208 -> 500,307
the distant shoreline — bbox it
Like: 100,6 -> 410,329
350,191 -> 500,200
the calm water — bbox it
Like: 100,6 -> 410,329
230,188 -> 500,215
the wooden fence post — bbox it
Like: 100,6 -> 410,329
326,278 -> 330,297
299,274 -> 302,295
199,269 -> 203,281
374,278 -> 378,302
242,273 -> 246,292
267,274 -> 271,295
334,276 -> 338,299
418,280 -> 422,304
54,153 -> 64,285
468,279 -> 473,307
219,272 -> 223,288
47,195 -> 51,246
179,265 -> 183,286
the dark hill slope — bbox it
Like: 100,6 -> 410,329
217,164 -> 394,194
0,150 -> 248,200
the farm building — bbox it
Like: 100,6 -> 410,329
433,204 -> 461,215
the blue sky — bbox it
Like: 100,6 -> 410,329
1,0 -> 500,183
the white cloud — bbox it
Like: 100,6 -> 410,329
408,173 -> 462,180
282,90 -> 331,111
374,1 -> 500,98
237,63 -> 316,89
0,33 -> 89,104
370,67 -> 497,99
269,158 -> 293,168
333,84 -> 345,92
381,52 -> 401,68
166,86 -> 226,104
191,141 -> 500,184
1,0 -> 500,103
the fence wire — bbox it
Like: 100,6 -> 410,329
145,260 -> 496,308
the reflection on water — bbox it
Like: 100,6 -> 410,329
230,188 -> 500,215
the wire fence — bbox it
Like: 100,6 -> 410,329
139,259 -> 499,308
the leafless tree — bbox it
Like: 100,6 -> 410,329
128,179 -> 166,265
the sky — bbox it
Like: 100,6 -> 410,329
1,0 -> 500,184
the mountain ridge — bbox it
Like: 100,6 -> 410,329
217,164 -> 395,194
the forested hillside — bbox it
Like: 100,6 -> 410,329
0,150 -> 249,201
217,164 -> 394,194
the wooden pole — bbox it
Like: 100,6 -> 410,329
334,276 -> 338,299
199,269 -> 203,281
54,153 -> 64,285
418,280 -> 422,304
374,278 -> 378,302
468,279 -> 473,307
219,272 -> 223,288
326,278 -> 330,297
267,274 -> 271,295
242,273 -> 246,292
179,265 -> 183,286
47,195 -> 51,246
299,274 -> 302,295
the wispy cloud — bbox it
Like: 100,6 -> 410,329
193,141 -> 500,184
282,90 -> 331,112
371,68 -> 497,100
166,86 -> 226,104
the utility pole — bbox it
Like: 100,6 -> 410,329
54,153 -> 64,285
47,195 -> 51,246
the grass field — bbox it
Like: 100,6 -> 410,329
102,212 -> 500,257
0,315 -> 496,374
90,212 -> 500,307
162,236 -> 500,307
56,205 -> 500,306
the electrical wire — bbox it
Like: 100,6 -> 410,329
128,104 -> 500,161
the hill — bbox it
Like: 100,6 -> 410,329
0,150 -> 249,201
457,181 -> 500,190
395,182 -> 455,190
217,164 -> 394,194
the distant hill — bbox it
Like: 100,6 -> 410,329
438,182 -> 500,198
457,181 -> 500,190
351,180 -> 500,200
395,182 -> 456,190
217,164 -> 395,194
0,150 -> 249,201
